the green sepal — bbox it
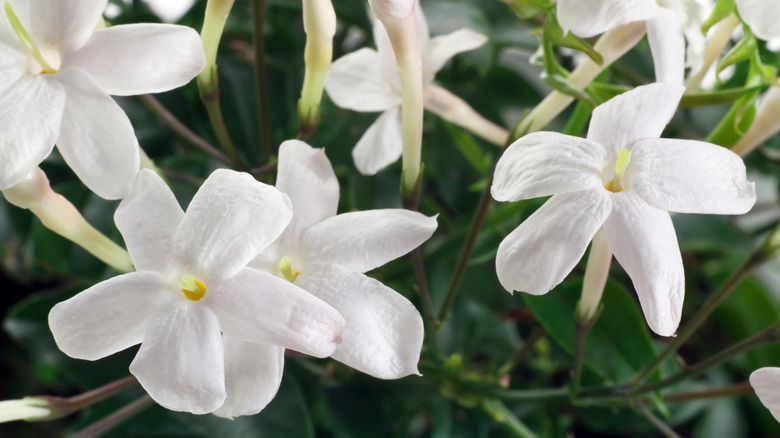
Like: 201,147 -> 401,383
498,0 -> 554,19
715,30 -> 757,81
701,0 -> 736,34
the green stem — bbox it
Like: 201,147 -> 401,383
200,85 -> 248,171
252,0 -> 272,164
486,387 -> 568,402
663,381 -> 754,402
67,395 -> 152,438
481,398 -> 540,438
498,327 -> 546,376
28,376 -> 139,422
631,249 -> 769,383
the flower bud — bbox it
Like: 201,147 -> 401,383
198,0 -> 236,93
0,398 -> 53,423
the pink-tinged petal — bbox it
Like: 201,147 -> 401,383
557,0 -> 660,38
737,0 -> 780,41
174,170 -> 292,280
492,132 -> 607,202
55,68 -> 139,200
304,209 -> 437,273
496,190 -> 612,294
424,29 -> 487,79
587,82 -> 684,157
28,0 -> 106,52
48,271 -> 167,361
114,169 -> 184,275
324,48 -> 400,112
207,268 -> 345,358
64,24 -> 206,96
296,263 -> 423,379
646,8 -> 685,84
603,194 -> 683,337
130,303 -> 226,415
275,140 -> 339,243
628,139 -> 756,214
352,107 -> 403,175
212,338 -> 284,419
0,74 -> 65,190
750,367 -> 780,423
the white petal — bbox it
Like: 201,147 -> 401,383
0,74 -> 65,190
48,271 -> 166,361
211,338 -> 284,419
114,169 -> 184,275
64,24 -> 206,96
556,0 -> 660,38
324,48 -> 401,112
603,194 -> 683,337
424,29 -> 487,80
130,303 -> 226,415
736,0 -> 780,41
304,209 -> 437,273
207,268 -> 345,358
296,263 -> 423,379
646,8 -> 685,84
496,190 -> 612,294
628,139 -> 756,214
275,140 -> 339,243
750,367 -> 780,423
28,0 -> 106,52
587,82 -> 684,157
55,68 -> 140,200
352,107 -> 403,175
174,170 -> 292,280
373,19 -> 402,91
491,132 -> 607,202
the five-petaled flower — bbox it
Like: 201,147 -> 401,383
49,169 -> 346,417
251,140 -> 437,379
491,82 -> 756,336
324,3 -> 486,175
0,0 -> 205,199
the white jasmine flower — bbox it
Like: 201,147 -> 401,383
251,140 -> 437,379
491,83 -> 756,336
49,169 -> 346,417
750,367 -> 780,422
735,0 -> 780,41
324,4 -> 487,175
0,0 -> 206,199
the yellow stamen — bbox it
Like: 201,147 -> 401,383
606,148 -> 632,193
278,256 -> 299,283
4,3 -> 57,74
179,275 -> 207,301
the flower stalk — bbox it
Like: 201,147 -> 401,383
298,0 -> 336,139
424,84 -> 509,146
685,13 -> 741,93
2,168 -> 134,273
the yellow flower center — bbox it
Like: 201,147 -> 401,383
178,275 -> 207,301
278,256 -> 300,283
4,3 -> 58,74
605,148 -> 632,193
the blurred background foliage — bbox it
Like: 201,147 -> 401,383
2,0 -> 780,436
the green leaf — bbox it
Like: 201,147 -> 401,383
716,31 -> 757,81
680,85 -> 766,108
523,279 -> 659,383
544,13 -> 603,65
499,0 -> 554,19
444,122 -> 493,176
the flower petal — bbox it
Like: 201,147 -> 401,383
587,82 -> 684,157
424,29 -> 487,79
646,8 -> 685,84
207,267 -> 345,358
352,107 -> 403,175
211,338 -> 284,419
304,209 -> 437,273
64,24 -> 206,96
324,48 -> 401,112
28,0 -> 106,52
0,74 -> 65,190
114,169 -> 184,275
496,190 -> 612,294
750,367 -> 780,423
603,194 -> 684,337
48,271 -> 167,361
556,0 -> 659,38
737,0 -> 780,41
296,263 -> 423,379
130,303 -> 226,415
174,170 -> 292,280
628,139 -> 756,214
492,132 -> 607,202
275,140 -> 339,243
55,68 -> 139,200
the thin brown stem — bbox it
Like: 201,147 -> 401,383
635,399 -> 682,438
663,381 -> 754,402
250,159 -> 278,178
252,0 -> 272,164
498,327 -> 546,376
200,87 -> 249,171
67,395 -> 153,438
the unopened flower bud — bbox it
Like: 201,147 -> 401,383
0,398 -> 53,423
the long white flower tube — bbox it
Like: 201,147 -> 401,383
251,140 -> 437,379
2,168 -> 133,273
491,83 -> 756,336
0,0 -> 206,199
49,169 -> 346,417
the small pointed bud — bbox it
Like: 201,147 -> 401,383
0,398 -> 53,423
198,0 -> 235,93
298,0 -> 337,135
